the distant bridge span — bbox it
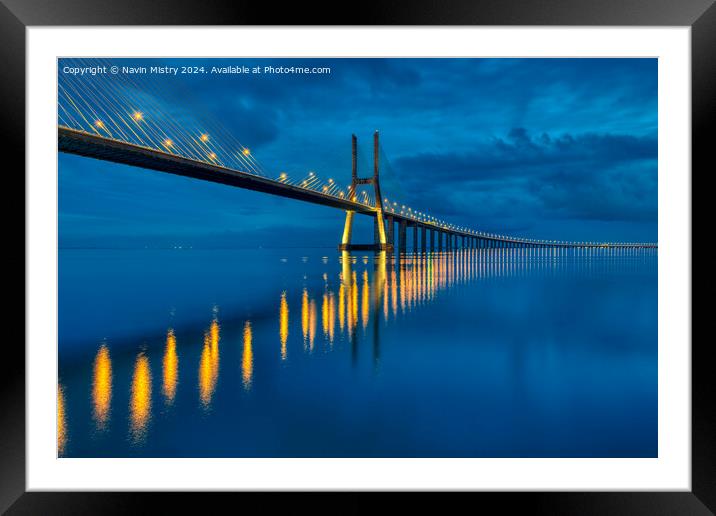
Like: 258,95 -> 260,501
58,126 -> 657,252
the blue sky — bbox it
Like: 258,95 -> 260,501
58,58 -> 657,248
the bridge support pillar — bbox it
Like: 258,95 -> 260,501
374,217 -> 382,247
437,231 -> 443,251
340,211 -> 355,248
429,229 -> 435,251
386,216 -> 394,248
398,220 -> 407,253
421,226 -> 427,253
413,224 -> 419,252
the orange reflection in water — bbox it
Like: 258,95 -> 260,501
350,270 -> 358,334
338,281 -> 345,332
280,292 -> 289,360
129,352 -> 152,444
92,344 -> 112,431
322,292 -> 329,338
361,270 -> 370,330
301,288 -> 309,348
199,319 -> 220,408
328,292 -> 336,344
58,384 -> 67,456
242,321 -> 253,390
391,269 -> 398,317
308,299 -> 317,352
321,288 -> 336,345
163,329 -> 178,405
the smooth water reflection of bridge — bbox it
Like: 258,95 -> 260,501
58,247 -> 656,454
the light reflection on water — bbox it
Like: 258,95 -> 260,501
129,352 -> 152,444
162,329 -> 178,405
57,385 -> 66,456
58,247 -> 658,457
92,344 -> 112,431
198,318 -> 220,410
242,321 -> 253,391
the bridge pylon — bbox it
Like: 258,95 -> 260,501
338,131 -> 392,252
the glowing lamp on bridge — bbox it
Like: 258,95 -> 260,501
200,133 -> 209,142
208,152 -> 217,160
132,111 -> 143,122
163,139 -> 173,148
279,172 -> 287,181
242,148 -> 251,156
94,120 -> 105,129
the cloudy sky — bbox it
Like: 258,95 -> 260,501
58,58 -> 657,248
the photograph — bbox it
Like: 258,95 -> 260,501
56,56 -> 658,459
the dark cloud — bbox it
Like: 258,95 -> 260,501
394,129 -> 656,183
389,128 -> 656,224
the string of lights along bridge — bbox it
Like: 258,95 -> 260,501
58,60 -> 656,252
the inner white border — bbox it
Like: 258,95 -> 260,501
27,27 -> 691,491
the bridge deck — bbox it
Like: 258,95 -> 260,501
58,127 -> 376,215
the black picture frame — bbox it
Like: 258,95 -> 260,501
3,0 -> 709,513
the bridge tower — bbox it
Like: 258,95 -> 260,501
339,131 -> 392,252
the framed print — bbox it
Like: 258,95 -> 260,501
4,0 -> 711,512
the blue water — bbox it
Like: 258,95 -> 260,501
57,247 -> 657,457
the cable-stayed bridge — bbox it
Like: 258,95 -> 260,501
57,64 -> 657,252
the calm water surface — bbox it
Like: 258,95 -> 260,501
58,248 -> 657,457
